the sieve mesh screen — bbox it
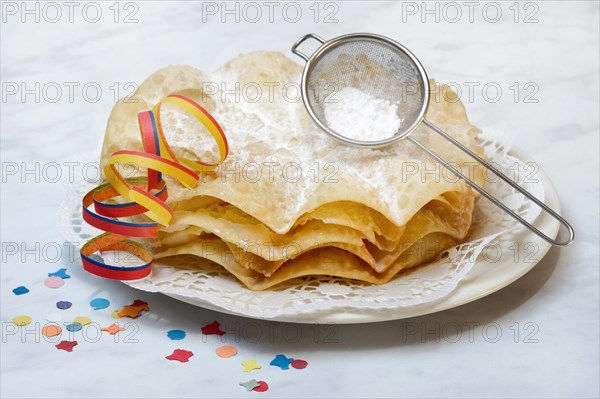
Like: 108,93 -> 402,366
305,37 -> 427,141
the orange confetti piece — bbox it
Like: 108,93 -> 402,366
117,299 -> 149,318
42,324 -> 62,337
101,323 -> 125,335
129,299 -> 149,311
117,306 -> 145,318
216,345 -> 238,358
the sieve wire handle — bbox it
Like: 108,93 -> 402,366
291,34 -> 326,61
408,119 -> 575,247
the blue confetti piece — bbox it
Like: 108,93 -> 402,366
48,268 -> 70,279
167,329 -> 186,340
90,298 -> 110,310
12,286 -> 29,295
66,323 -> 82,332
270,354 -> 294,370
56,301 -> 72,310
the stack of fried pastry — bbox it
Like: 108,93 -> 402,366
99,51 -> 485,290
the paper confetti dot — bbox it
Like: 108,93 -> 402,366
48,268 -> 70,279
73,316 -> 91,326
55,340 -> 77,352
253,381 -> 269,392
242,360 -> 262,373
130,299 -> 149,310
44,276 -> 64,289
239,380 -> 260,392
165,349 -> 194,363
56,301 -> 72,310
117,299 -> 149,318
167,330 -> 186,340
291,359 -> 308,369
45,313 -> 63,323
12,286 -> 29,295
117,307 -> 142,318
90,298 -> 110,310
270,354 -> 294,370
12,315 -> 32,326
66,323 -> 82,332
216,345 -> 237,358
101,323 -> 124,335
42,324 -> 62,337
201,320 -> 225,336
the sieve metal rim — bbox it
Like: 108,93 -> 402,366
297,33 -> 431,149
292,33 -> 575,247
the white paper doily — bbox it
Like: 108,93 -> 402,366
57,130 -> 545,320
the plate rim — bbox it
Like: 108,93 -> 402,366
161,146 -> 561,323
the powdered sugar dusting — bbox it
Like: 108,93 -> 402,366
100,56 -> 484,233
324,87 -> 401,141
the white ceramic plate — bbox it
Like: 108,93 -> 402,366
161,147 -> 561,324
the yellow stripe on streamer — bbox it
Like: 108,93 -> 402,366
103,164 -> 172,226
130,186 -> 173,226
153,94 -> 229,173
103,151 -> 200,226
80,94 -> 229,281
103,163 -> 133,201
106,151 -> 199,189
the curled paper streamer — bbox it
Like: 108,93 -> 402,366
80,94 -> 229,280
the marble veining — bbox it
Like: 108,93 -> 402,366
1,1 -> 598,398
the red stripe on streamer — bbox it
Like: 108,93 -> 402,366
79,94 -> 228,281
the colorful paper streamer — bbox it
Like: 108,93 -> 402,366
80,94 -> 228,280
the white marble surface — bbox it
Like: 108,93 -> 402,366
1,1 -> 599,397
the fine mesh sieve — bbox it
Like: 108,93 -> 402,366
292,33 -> 574,246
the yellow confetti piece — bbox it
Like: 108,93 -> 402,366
12,315 -> 32,326
241,360 -> 262,373
111,310 -> 121,319
73,316 -> 92,326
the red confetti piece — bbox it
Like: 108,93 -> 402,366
201,320 -> 225,336
55,340 -> 78,352
253,381 -> 269,392
291,359 -> 308,369
166,349 -> 194,363
130,299 -> 149,310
